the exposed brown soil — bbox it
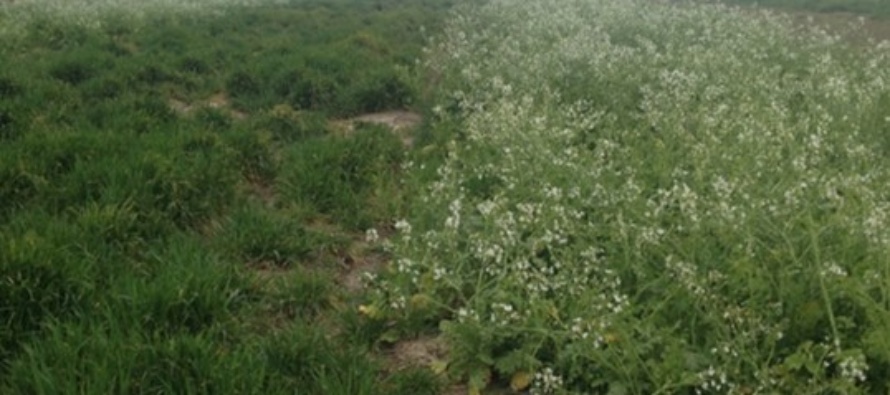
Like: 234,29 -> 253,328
340,243 -> 388,293
168,92 -> 247,120
167,98 -> 192,114
248,260 -> 292,280
330,110 -> 422,147
243,179 -> 277,207
384,335 -> 448,372
354,110 -> 423,131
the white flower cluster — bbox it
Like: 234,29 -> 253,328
837,352 -> 868,384
695,366 -> 732,395
530,367 -> 564,395
376,0 -> 890,390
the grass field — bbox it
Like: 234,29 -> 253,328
4,0 -> 890,394
0,0 -> 450,393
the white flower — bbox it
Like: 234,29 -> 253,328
394,219 -> 412,234
364,228 -> 379,243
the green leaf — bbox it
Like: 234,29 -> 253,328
468,368 -> 491,393
494,349 -> 537,375
607,382 -> 629,395
478,352 -> 494,365
379,329 -> 400,344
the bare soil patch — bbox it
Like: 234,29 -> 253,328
353,110 -> 422,131
242,179 -> 277,207
168,92 -> 248,120
335,240 -> 386,293
384,335 -> 448,372
331,110 -> 422,147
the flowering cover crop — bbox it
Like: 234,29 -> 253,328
368,0 -> 890,393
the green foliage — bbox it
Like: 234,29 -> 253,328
2,321 -> 273,395
221,128 -> 279,183
0,108 -> 17,140
262,322 -> 380,395
49,58 -> 96,85
109,235 -> 249,336
280,125 -> 404,230
0,213 -> 94,361
0,0 -> 444,392
261,268 -> 334,318
10,0 -> 890,392
349,70 -> 415,114
216,203 -> 314,267
384,368 -> 443,395
24,16 -> 92,49
226,70 -> 262,102
252,105 -> 328,144
367,0 -> 890,393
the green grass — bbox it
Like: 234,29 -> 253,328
0,0 -> 448,393
279,124 -> 406,231
7,0 -> 890,393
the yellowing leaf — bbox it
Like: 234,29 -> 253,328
358,304 -> 381,319
430,359 -> 449,375
510,371 -> 533,392
410,293 -> 431,310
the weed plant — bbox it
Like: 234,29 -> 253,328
367,0 -> 890,393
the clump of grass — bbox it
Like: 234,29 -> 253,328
262,268 -> 334,318
279,125 -> 404,231
215,203 -> 315,267
2,320 -> 273,395
221,127 -> 279,183
262,322 -> 381,395
0,212 -> 95,361
384,368 -> 443,395
109,234 -> 249,336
